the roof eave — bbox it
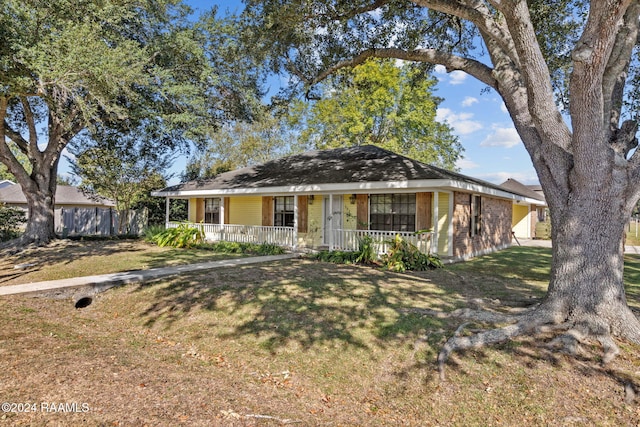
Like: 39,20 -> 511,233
152,179 -> 542,204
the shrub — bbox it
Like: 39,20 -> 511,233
152,223 -> 204,248
382,234 -> 443,272
142,224 -> 166,243
310,249 -> 361,264
355,235 -> 376,264
194,241 -> 286,255
0,204 -> 26,242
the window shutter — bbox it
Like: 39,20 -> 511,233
298,196 -> 308,233
262,197 -> 273,226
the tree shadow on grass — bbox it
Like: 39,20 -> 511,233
136,247 -> 551,357
0,239 -> 146,284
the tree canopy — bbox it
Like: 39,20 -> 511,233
67,129 -> 173,233
241,0 -> 640,372
0,0 -> 263,244
296,58 -> 462,169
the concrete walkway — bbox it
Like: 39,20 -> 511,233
0,254 -> 298,297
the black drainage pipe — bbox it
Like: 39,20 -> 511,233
75,296 -> 93,309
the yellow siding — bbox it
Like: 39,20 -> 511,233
228,196 -> 262,225
300,195 -> 324,247
437,192 -> 450,254
188,198 -> 198,223
343,195 -> 357,230
512,204 -> 530,238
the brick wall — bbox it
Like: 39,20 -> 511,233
452,191 -> 512,258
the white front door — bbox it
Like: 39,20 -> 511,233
323,195 -> 343,246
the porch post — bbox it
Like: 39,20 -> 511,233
219,197 -> 225,242
219,197 -> 225,225
433,192 -> 439,255
293,195 -> 298,250
329,194 -> 334,251
165,197 -> 170,227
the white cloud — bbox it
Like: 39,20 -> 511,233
480,126 -> 520,148
462,97 -> 478,107
449,70 -> 468,85
500,102 -> 508,113
434,64 -> 447,75
436,108 -> 483,135
456,158 -> 479,170
433,65 -> 468,85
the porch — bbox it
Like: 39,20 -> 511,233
166,221 -> 435,256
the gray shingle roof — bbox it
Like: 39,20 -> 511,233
499,178 -> 546,202
0,184 -> 115,207
158,145 -> 514,195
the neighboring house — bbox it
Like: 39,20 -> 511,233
499,178 -> 549,240
0,184 -> 116,235
0,180 -> 15,190
153,145 -> 543,260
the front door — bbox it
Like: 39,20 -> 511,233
323,195 -> 343,246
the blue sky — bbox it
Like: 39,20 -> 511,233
183,0 -> 539,186
60,1 -> 538,186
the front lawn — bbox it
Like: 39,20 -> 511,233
0,239 -> 246,287
1,246 -> 639,425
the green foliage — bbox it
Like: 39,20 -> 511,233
355,235 -> 376,264
142,225 -> 167,243
382,234 -> 443,272
0,203 -> 26,241
183,106 -> 300,180
310,250 -> 361,264
151,223 -> 205,248
195,241 -> 286,255
0,0 -> 265,243
294,59 -> 463,170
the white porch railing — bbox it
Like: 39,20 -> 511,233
167,222 -> 295,248
167,222 -> 433,255
329,229 -> 434,256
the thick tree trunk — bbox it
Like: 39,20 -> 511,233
17,169 -> 58,247
538,185 -> 640,344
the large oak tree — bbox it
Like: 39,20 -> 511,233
242,0 -> 640,370
0,0 -> 261,246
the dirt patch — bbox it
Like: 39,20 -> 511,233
1,256 -> 639,425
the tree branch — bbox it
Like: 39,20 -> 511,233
603,2 -> 640,136
0,98 -> 32,186
313,0 -> 391,21
413,0 -> 519,68
302,47 -> 497,90
497,1 -> 572,151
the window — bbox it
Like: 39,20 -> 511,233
537,207 -> 547,223
470,195 -> 482,236
370,194 -> 416,231
204,198 -> 220,224
274,196 -> 295,227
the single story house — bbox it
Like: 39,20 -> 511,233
499,178 -> 548,240
152,145 -> 544,260
0,184 -> 116,235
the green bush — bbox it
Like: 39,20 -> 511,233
382,234 -> 443,272
194,241 -> 286,255
142,224 -> 166,243
310,250 -> 361,264
355,235 -> 376,264
0,204 -> 26,242
152,223 -> 204,248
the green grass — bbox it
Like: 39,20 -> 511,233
1,245 -> 640,425
0,240 -> 246,285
